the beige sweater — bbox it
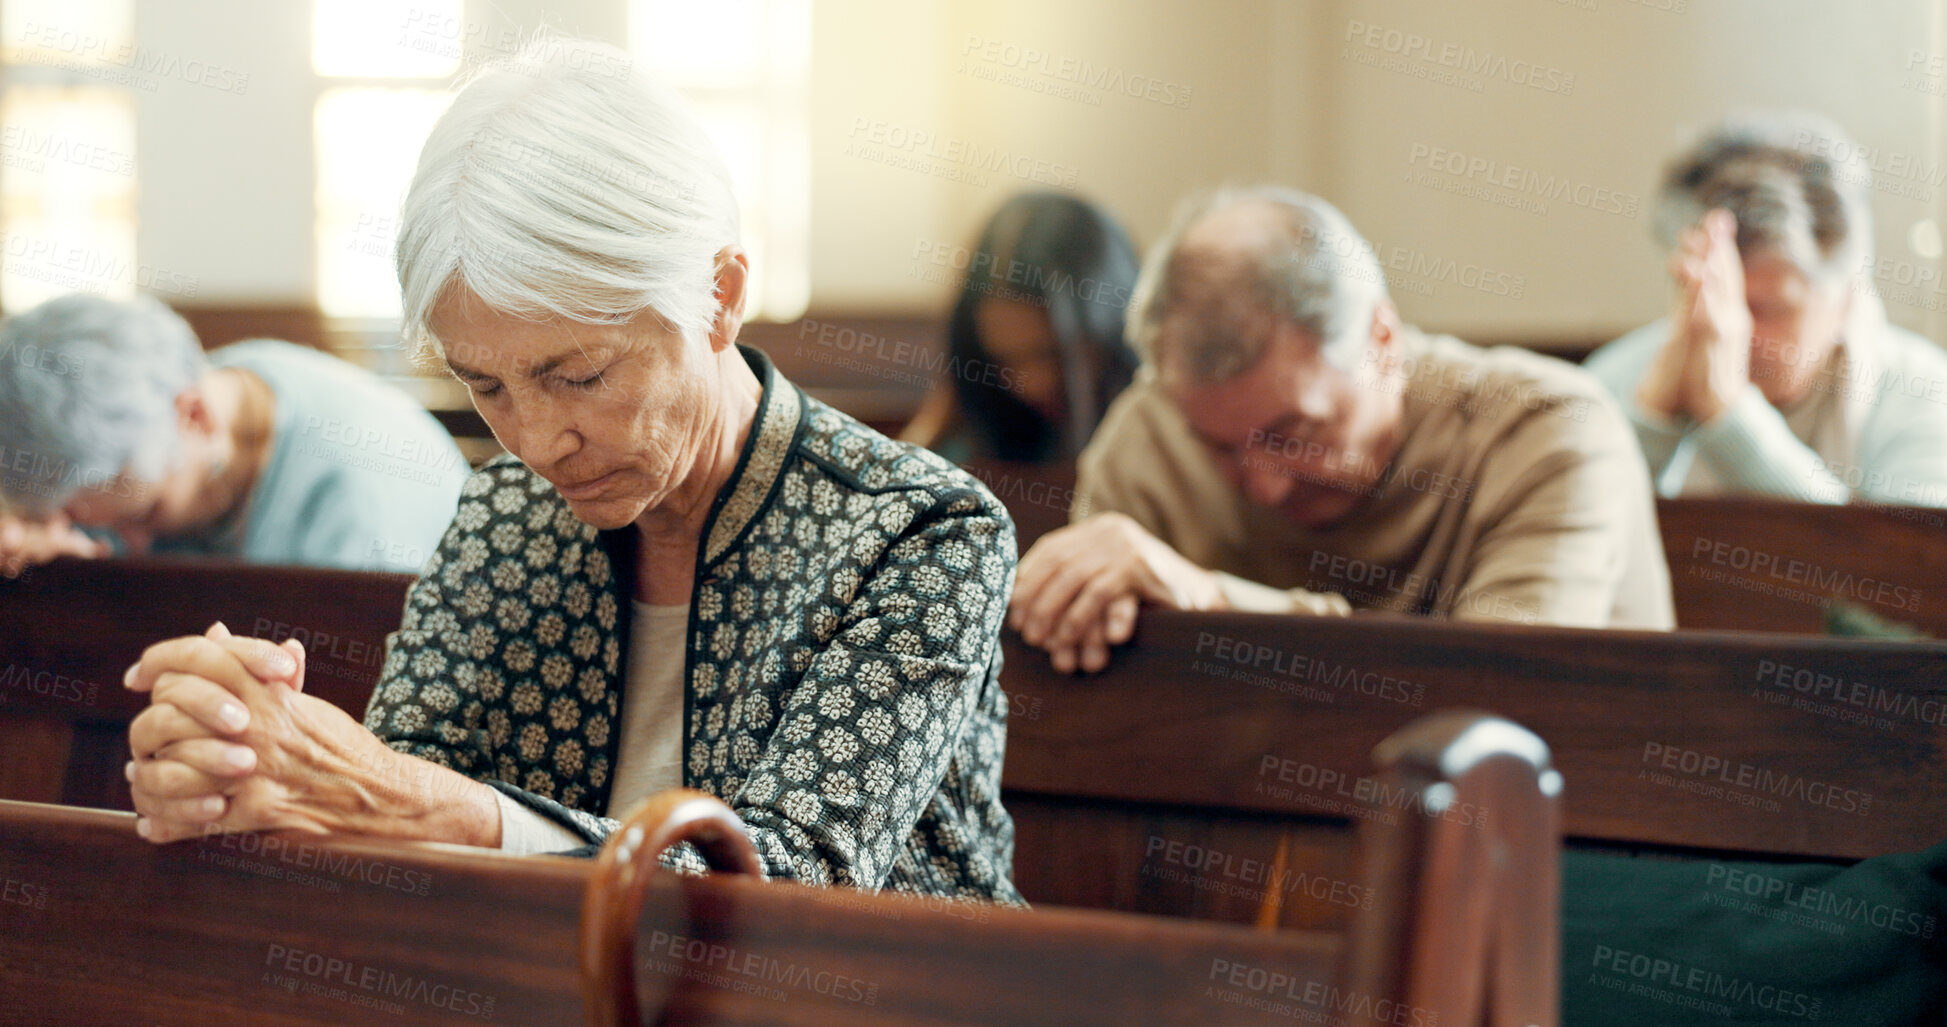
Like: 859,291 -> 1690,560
1075,330 -> 1675,629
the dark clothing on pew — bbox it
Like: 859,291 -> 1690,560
365,346 -> 1026,904
1562,841 -> 1947,1025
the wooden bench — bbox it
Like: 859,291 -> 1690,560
7,558 -> 1943,944
6,561 -> 1943,865
0,557 -> 409,811
999,609 -> 1947,931
0,708 -> 1562,1026
1656,496 -> 1947,636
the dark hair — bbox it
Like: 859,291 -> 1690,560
945,192 -> 1140,462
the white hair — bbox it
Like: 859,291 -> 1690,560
0,293 -> 205,514
396,36 -> 741,356
1129,185 -> 1385,386
1653,111 -> 1873,285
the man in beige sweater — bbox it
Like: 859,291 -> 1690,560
1009,186 -> 1673,673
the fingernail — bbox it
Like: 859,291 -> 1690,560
124,760 -> 135,782
199,796 -> 224,816
208,621 -> 231,637
123,662 -> 138,688
223,746 -> 254,770
218,703 -> 248,731
135,817 -> 151,839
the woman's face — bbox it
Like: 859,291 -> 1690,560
1743,255 -> 1850,407
430,289 -> 722,531
974,298 -> 1068,424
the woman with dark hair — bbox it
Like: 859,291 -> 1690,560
902,191 -> 1141,463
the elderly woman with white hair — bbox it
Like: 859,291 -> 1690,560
1584,112 -> 1947,506
119,39 -> 1024,904
0,293 -> 466,573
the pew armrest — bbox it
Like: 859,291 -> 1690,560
579,789 -> 762,1027
1341,710 -> 1563,1027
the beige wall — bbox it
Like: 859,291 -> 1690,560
113,0 -> 1947,346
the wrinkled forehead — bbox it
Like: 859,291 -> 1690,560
1739,254 -> 1831,309
1167,330 -> 1342,445
427,287 -> 670,379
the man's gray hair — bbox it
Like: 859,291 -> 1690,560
1128,185 -> 1386,386
396,35 -> 741,356
0,293 -> 205,514
1653,111 -> 1873,284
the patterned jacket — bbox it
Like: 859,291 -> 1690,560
365,347 -> 1024,903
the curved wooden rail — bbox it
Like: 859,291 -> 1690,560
1340,709 -> 1562,1027
580,789 -> 763,1027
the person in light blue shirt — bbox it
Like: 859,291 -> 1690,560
1584,112 -> 1947,507
0,293 -> 466,573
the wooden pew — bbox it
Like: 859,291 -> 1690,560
1656,495 -> 1947,637
0,798 -> 587,1024
0,557 -> 409,809
999,611 -> 1947,930
5,554 -> 1934,1017
0,708 -> 1562,1026
5,560 -> 1943,868
584,708 -> 1561,1026
0,798 -> 1336,1026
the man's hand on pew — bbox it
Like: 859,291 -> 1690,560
0,512 -> 107,578
1010,513 -> 1228,674
122,623 -> 502,848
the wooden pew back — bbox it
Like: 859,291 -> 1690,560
1656,496 -> 1947,636
0,557 -> 408,808
0,706 -> 1561,1026
585,710 -> 1560,1026
0,798 -> 1341,1027
1000,612 -> 1947,928
6,560 -> 1943,937
0,799 -> 588,1024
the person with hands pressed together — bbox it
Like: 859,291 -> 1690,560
120,38 -> 1024,905
1636,208 -> 1757,427
1586,112 -> 1947,505
1012,186 -> 1673,674
126,622 -> 501,844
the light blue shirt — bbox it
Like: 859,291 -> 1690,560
154,340 -> 466,572
1582,297 -> 1947,507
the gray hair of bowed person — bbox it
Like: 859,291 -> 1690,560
0,293 -> 205,516
394,35 -> 742,358
1652,111 -> 1874,286
1127,185 -> 1387,388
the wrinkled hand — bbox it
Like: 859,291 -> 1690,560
1639,209 -> 1752,423
0,513 -> 107,578
125,621 -> 401,843
1009,513 -> 1227,674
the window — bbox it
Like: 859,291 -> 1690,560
310,0 -> 457,320
632,0 -> 811,321
312,87 -> 452,320
0,0 -> 139,312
